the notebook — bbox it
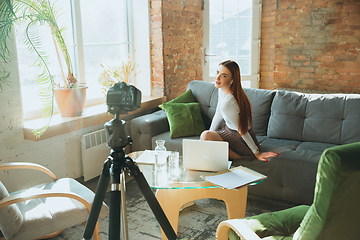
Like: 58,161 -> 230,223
182,139 -> 229,172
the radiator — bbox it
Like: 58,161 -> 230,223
81,129 -> 109,181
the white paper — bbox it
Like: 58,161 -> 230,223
204,167 -> 266,189
134,150 -> 171,164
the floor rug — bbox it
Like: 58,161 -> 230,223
50,179 -> 297,239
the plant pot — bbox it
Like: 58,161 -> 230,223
54,86 -> 88,117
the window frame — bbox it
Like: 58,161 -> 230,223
203,0 -> 262,89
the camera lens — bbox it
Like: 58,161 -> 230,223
124,95 -> 131,103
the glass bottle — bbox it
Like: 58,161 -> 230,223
155,139 -> 167,167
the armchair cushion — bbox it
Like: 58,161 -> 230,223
294,142 -> 360,240
228,205 -> 309,240
0,181 -> 23,240
160,102 -> 206,139
9,178 -> 108,240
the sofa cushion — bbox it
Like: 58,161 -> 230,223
160,102 -> 206,139
268,91 -> 360,145
260,138 -> 302,151
341,95 -> 360,144
280,150 -> 322,204
267,91 -> 307,142
232,140 -> 323,205
296,142 -> 338,152
232,143 -> 288,201
244,88 -> 276,136
256,135 -> 267,143
302,93 -> 346,144
187,80 -> 218,128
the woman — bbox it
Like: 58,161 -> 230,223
200,60 -> 278,161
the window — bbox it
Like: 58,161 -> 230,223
78,0 -> 129,104
203,0 -> 261,88
15,0 -> 130,119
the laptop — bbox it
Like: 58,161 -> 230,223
182,139 -> 229,172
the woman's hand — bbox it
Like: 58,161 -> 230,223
255,151 -> 279,162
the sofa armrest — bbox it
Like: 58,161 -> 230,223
131,110 -> 169,151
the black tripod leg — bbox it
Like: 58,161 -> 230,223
83,159 -> 111,240
109,160 -> 122,240
126,158 -> 177,240
120,171 -> 129,239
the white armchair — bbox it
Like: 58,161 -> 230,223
0,162 -> 108,240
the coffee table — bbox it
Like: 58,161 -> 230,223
129,151 -> 250,240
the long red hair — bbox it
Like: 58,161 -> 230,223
219,60 -> 252,135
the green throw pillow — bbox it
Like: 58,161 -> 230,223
169,89 -> 196,104
160,102 -> 206,139
159,89 -> 196,110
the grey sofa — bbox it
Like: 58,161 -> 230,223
131,80 -> 360,205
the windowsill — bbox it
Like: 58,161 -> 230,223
23,96 -> 166,141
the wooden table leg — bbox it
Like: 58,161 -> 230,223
155,186 -> 248,240
155,189 -> 182,239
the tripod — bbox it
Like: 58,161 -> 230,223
82,113 -> 177,240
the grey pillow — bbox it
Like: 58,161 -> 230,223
0,181 -> 23,239
267,91 -> 307,141
244,88 -> 276,136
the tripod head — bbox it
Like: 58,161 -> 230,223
105,82 -> 142,150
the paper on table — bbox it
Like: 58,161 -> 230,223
134,150 -> 171,164
203,166 -> 267,189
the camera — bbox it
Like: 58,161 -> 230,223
106,82 -> 141,115
105,82 -> 142,149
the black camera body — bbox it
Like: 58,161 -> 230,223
106,82 -> 141,115
105,82 -> 142,149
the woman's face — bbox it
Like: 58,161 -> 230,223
215,64 -> 233,92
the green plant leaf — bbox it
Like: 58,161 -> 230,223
23,18 -> 54,137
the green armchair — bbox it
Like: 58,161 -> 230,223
216,142 -> 360,240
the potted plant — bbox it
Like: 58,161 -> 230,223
0,0 -> 86,137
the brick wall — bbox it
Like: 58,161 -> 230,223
150,0 -> 359,95
260,0 -> 276,90
150,0 -> 164,97
150,0 -> 203,100
261,0 -> 360,92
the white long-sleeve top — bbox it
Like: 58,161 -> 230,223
210,88 -> 259,154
